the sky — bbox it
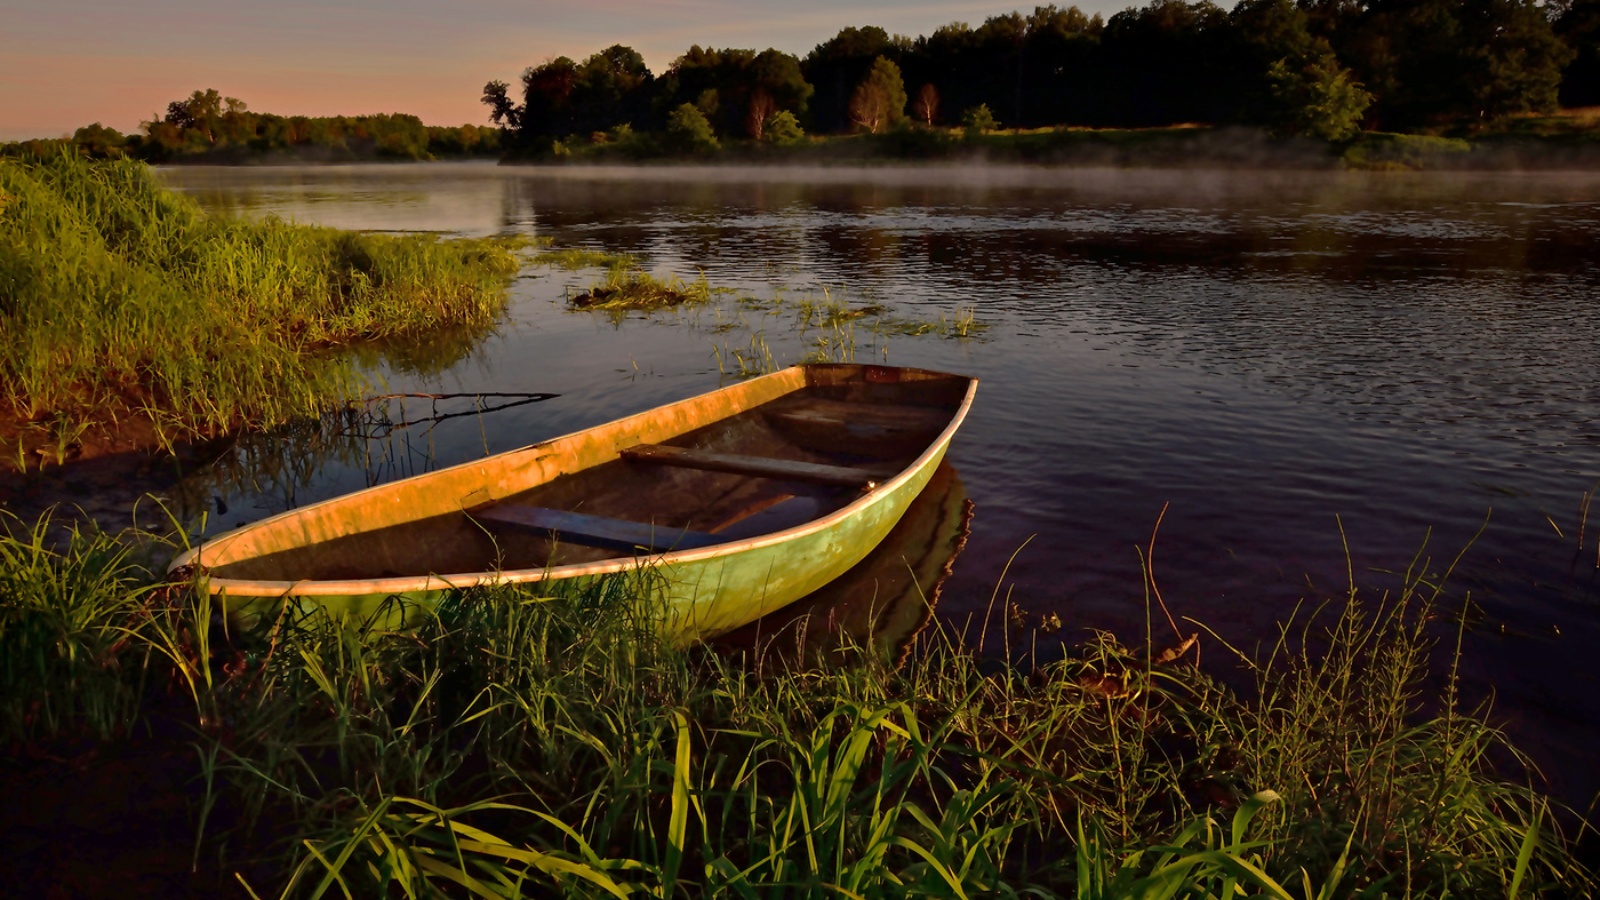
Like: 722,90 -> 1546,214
0,0 -> 1133,141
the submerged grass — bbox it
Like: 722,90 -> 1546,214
553,258 -> 990,372
0,512 -> 1592,896
0,152 -> 526,461
534,245 -> 636,271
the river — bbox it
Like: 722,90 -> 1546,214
158,160 -> 1600,803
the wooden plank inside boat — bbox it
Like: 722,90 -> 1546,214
620,443 -> 891,489
762,398 -> 949,433
471,504 -> 723,553
760,397 -> 950,457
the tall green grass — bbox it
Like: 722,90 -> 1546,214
0,512 -> 165,743
0,152 -> 525,458
0,513 -> 1592,896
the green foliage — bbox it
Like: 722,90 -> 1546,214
761,109 -> 805,145
0,512 -> 164,744
0,153 -> 524,451
462,5 -> 1600,155
136,89 -> 462,162
802,25 -> 908,133
961,103 -> 1000,135
1461,0 -> 1575,124
1346,0 -> 1573,129
423,123 -> 502,156
1557,0 -> 1600,107
1268,54 -> 1373,141
848,56 -> 909,133
655,46 -> 812,140
664,102 -> 721,154
502,45 -> 655,144
1071,793 -> 1307,900
69,123 -> 127,159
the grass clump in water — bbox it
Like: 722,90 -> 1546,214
0,152 -> 526,462
569,264 -> 713,311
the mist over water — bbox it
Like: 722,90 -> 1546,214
160,161 -> 1600,800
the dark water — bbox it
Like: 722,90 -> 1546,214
159,161 -> 1600,802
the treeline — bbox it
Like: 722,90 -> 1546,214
487,0 -> 1600,155
28,89 -> 502,163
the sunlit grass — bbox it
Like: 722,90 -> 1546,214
568,265 -> 713,312
0,151 -> 526,461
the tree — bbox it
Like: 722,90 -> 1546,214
803,26 -> 909,133
71,123 -> 126,158
1015,5 -> 1103,126
750,49 -> 814,118
848,56 -> 908,132
1557,0 -> 1600,106
570,45 -> 654,133
481,80 -> 521,129
746,89 -> 776,139
913,83 -> 940,125
763,110 -> 806,145
500,48 -> 654,144
1458,0 -> 1572,120
1100,0 -> 1233,126
664,103 -> 720,153
961,103 -> 999,134
1267,54 -> 1373,139
1227,0 -> 1371,134
520,56 -> 579,137
160,89 -> 246,145
902,7 -> 1102,129
657,46 -> 809,138
1349,0 -> 1572,128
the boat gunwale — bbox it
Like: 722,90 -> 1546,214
170,365 -> 978,600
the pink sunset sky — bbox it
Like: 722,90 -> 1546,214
1,0 -> 1128,141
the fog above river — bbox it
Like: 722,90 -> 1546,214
163,159 -> 1600,235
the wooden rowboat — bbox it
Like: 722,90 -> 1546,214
169,364 -> 977,638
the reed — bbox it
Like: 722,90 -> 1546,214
0,152 -> 525,461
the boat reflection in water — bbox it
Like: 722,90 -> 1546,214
711,460 -> 971,668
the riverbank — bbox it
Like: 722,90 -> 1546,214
0,510 -> 1592,896
25,114 -> 1600,172
490,119 -> 1600,171
0,152 -> 525,473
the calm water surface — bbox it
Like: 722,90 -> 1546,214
161,162 -> 1600,800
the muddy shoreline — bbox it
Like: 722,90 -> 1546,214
0,415 -> 229,539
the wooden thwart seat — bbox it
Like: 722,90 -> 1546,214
470,504 -> 722,553
763,399 -> 950,435
620,443 -> 891,489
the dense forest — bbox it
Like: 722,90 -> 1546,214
486,0 -> 1600,155
15,0 -> 1600,164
